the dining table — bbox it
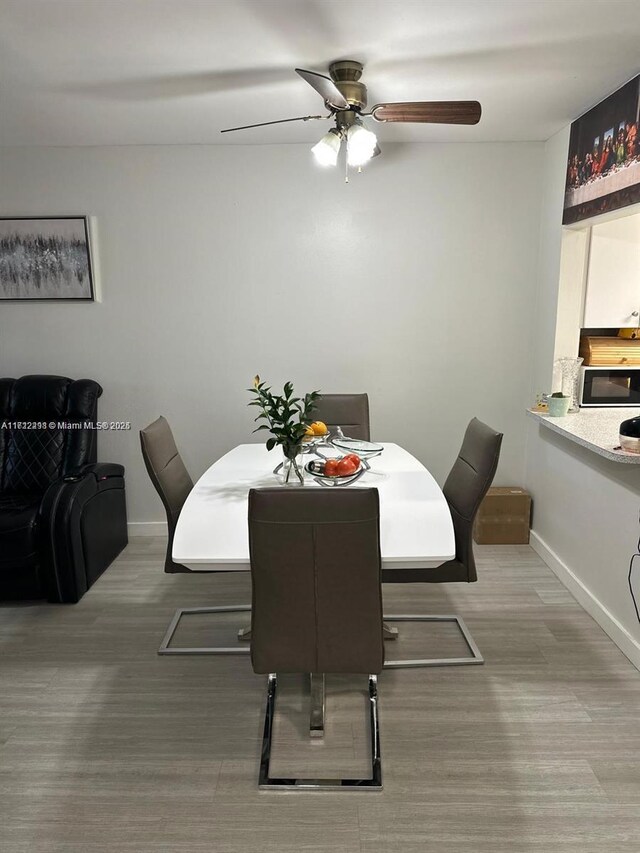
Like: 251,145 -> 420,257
168,441 -> 464,667
172,442 -> 455,571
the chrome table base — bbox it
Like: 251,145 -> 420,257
258,673 -> 382,790
382,614 -> 484,668
158,605 -> 252,655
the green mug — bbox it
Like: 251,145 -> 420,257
547,396 -> 570,417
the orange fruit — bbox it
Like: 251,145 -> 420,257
311,421 -> 328,436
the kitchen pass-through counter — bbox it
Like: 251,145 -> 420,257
526,407 -> 640,464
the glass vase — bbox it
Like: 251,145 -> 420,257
556,357 -> 584,413
276,444 -> 305,486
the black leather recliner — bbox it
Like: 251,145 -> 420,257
0,375 -> 128,603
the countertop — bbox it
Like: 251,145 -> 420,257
526,407 -> 640,464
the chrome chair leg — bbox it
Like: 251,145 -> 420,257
258,674 -> 382,790
382,614 -> 484,668
309,673 -> 325,738
383,622 -> 398,640
158,605 -> 252,655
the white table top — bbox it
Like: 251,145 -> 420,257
172,443 -> 455,571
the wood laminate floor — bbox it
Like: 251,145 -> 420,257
1,538 -> 640,852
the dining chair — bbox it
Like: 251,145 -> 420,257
312,393 -> 370,440
140,416 -> 250,656
382,417 -> 503,668
248,487 -> 384,789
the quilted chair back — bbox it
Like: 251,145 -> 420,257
0,375 -> 102,495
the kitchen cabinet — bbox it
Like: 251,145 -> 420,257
582,213 -> 640,328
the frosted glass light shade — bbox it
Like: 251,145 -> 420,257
346,123 -> 377,166
312,130 -> 341,166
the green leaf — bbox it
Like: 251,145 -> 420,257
247,378 -> 323,445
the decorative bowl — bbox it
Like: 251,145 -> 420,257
301,431 -> 331,449
304,458 -> 365,487
331,437 -> 384,456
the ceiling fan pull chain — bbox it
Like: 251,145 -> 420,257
345,142 -> 349,183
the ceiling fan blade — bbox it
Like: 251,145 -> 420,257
370,101 -> 481,125
295,68 -> 349,110
220,114 -> 328,134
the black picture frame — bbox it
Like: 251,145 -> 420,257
563,75 -> 640,225
0,216 -> 95,302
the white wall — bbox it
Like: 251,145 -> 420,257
529,127 -> 571,394
525,128 -> 640,667
527,426 -> 640,668
0,142 -> 543,525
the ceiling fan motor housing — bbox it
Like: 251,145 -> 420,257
329,60 -> 367,110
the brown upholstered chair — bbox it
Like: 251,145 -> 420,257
140,416 -> 250,656
249,487 -> 384,789
140,416 -> 193,574
382,418 -> 503,668
312,393 -> 370,440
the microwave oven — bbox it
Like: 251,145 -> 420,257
579,366 -> 640,407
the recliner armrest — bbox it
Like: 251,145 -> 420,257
63,463 -> 125,482
39,463 -> 127,602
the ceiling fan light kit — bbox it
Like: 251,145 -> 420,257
311,128 -> 342,167
345,121 -> 378,167
220,60 -> 481,180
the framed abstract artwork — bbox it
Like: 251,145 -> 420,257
563,75 -> 640,224
0,216 -> 95,301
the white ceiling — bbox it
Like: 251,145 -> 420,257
1,0 -> 639,147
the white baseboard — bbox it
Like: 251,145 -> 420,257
128,521 -> 168,537
530,530 -> 640,672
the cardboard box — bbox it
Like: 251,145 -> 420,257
473,487 -> 531,545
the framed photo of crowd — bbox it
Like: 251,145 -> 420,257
563,75 -> 640,225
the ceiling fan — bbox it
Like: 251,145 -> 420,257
221,60 -> 481,173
